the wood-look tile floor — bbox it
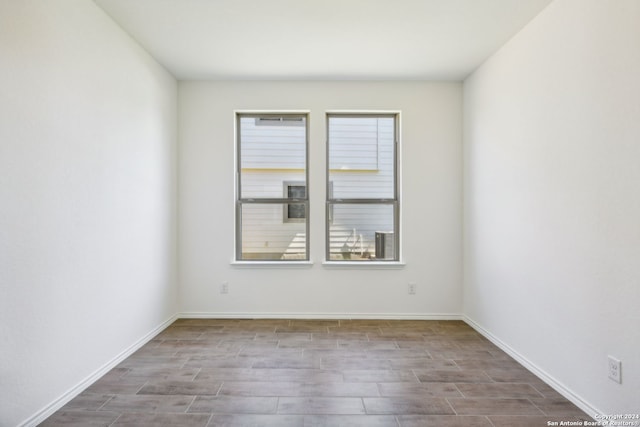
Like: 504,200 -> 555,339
41,319 -> 593,426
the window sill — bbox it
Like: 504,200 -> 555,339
322,260 -> 406,269
231,260 -> 314,268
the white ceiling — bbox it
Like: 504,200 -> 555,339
94,0 -> 552,81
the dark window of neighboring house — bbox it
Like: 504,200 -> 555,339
284,183 -> 306,222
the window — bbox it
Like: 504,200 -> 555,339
283,182 -> 306,222
236,113 -> 309,261
326,113 -> 399,261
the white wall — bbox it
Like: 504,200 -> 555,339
464,0 -> 640,414
0,1 -> 178,426
179,81 -> 462,317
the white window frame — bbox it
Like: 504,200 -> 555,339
234,112 -> 310,262
325,112 -> 401,263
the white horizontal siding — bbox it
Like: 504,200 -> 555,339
329,117 -> 395,199
239,117 -> 306,170
240,171 -> 305,199
240,203 -> 306,256
329,117 -> 379,170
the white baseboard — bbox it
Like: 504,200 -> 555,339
19,313 -> 179,427
463,315 -> 600,419
179,312 -> 463,320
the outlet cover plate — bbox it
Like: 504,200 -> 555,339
408,282 -> 417,295
608,355 -> 621,384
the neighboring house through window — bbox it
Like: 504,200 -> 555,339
235,113 -> 309,261
326,113 -> 399,261
235,111 -> 398,263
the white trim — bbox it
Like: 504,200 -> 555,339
396,112 -> 403,263
463,315 -> 600,419
234,110 -> 311,262
321,260 -> 405,269
231,260 -> 314,268
180,312 -> 462,320
325,109 -> 402,115
325,110 -> 403,262
18,313 -> 179,427
234,109 -> 311,114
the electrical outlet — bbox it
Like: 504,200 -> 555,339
608,355 -> 621,384
408,282 -> 417,295
220,281 -> 229,294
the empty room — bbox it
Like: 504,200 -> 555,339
1,0 -> 638,426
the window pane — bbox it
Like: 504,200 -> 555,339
236,113 -> 308,262
287,185 -> 306,199
239,203 -> 307,260
239,115 -> 306,199
327,203 -> 396,261
287,203 -> 306,220
328,116 -> 395,199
